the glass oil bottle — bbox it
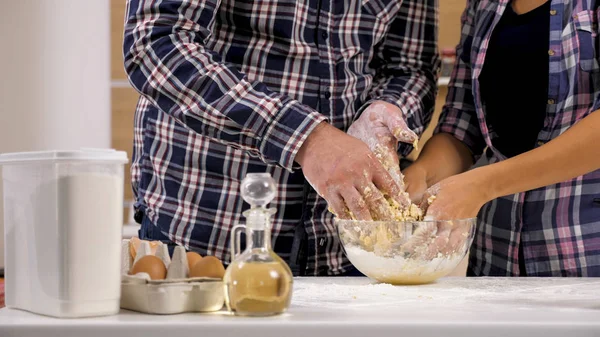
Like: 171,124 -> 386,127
224,173 -> 293,316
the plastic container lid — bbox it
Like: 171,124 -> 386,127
0,148 -> 128,165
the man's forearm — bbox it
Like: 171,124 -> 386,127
480,110 -> 600,200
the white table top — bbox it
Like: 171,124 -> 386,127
1,277 -> 599,337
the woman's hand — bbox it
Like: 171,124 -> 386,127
399,169 -> 489,259
403,163 -> 429,204
423,169 -> 492,220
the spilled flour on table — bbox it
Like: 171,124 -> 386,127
292,278 -> 600,311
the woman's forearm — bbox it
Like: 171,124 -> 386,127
408,133 -> 474,186
480,110 -> 600,200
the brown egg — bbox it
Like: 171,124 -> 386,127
186,252 -> 203,270
189,256 -> 225,279
130,255 -> 167,280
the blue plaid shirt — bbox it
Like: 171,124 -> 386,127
123,0 -> 439,275
437,0 -> 600,276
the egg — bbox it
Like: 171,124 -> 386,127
186,252 -> 203,271
130,255 -> 167,280
189,256 -> 225,279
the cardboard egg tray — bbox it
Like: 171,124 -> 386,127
120,239 -> 225,314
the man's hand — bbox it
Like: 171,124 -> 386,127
347,101 -> 418,207
295,122 -> 405,221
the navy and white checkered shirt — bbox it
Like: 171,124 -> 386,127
123,0 -> 439,275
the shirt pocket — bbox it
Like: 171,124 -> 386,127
360,0 -> 402,45
573,10 -> 599,72
361,0 -> 402,24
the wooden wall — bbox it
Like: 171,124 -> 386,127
439,0 -> 466,49
110,0 -> 466,201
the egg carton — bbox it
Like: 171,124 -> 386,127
120,239 -> 225,314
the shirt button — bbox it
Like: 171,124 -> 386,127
324,91 -> 331,99
321,31 -> 328,40
547,98 -> 555,105
548,49 -> 555,56
550,9 -> 557,15
537,140 -> 546,146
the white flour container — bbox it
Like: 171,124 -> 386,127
0,149 -> 128,317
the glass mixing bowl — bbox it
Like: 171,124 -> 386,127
335,218 -> 476,285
